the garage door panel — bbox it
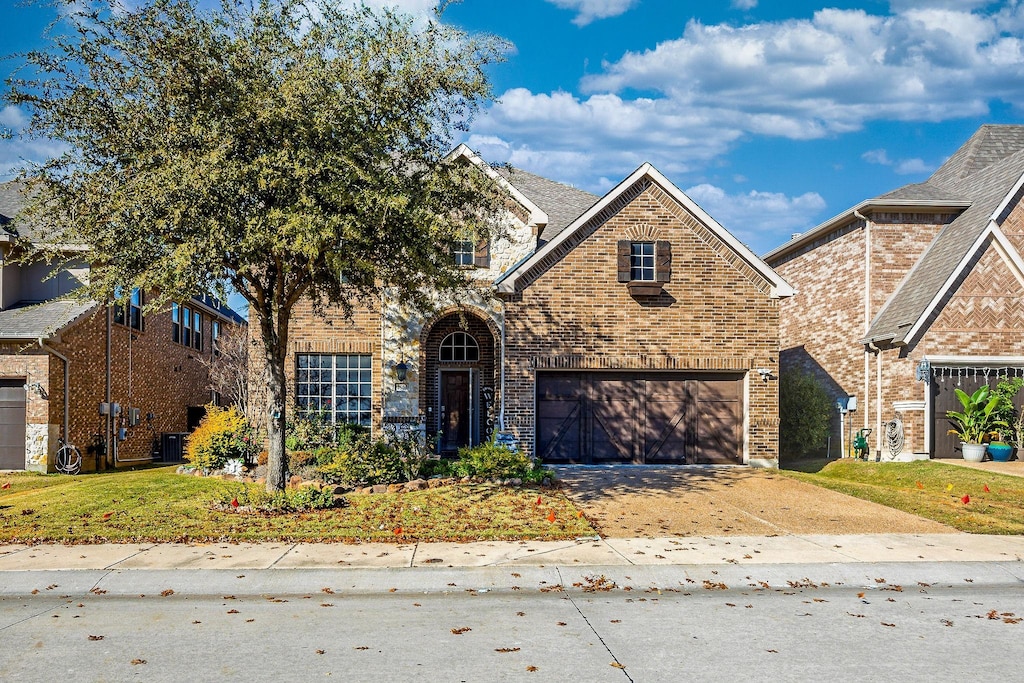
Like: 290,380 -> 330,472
0,380 -> 27,470
535,371 -> 743,465
537,400 -> 582,462
591,400 -> 634,462
694,400 -> 741,464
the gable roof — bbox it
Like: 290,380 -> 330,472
495,162 -> 794,298
765,124 -> 1024,347
0,180 -> 27,238
0,299 -> 98,341
864,144 -> 1024,344
492,166 -> 598,243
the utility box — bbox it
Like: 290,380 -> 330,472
160,433 -> 188,463
128,407 -> 142,427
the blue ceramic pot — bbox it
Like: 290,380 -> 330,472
988,443 -> 1013,462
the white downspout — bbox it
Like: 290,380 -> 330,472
37,338 -> 69,445
868,341 -> 883,454
855,209 -> 871,435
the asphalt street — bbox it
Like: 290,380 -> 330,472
1,564 -> 1022,682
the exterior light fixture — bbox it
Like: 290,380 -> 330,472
395,362 -> 409,382
915,358 -> 930,383
755,368 -> 774,381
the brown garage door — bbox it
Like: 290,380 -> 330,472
0,379 -> 27,470
536,372 -> 742,464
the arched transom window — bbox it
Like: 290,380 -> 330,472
439,331 -> 480,362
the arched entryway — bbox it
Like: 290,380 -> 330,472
421,311 -> 498,454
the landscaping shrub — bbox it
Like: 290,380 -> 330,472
453,441 -> 537,479
317,436 -> 404,487
383,425 -> 436,482
185,405 -> 257,470
285,412 -> 343,452
219,483 -> 338,513
779,369 -> 833,459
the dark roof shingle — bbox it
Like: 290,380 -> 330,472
494,167 -> 598,243
0,299 -> 97,340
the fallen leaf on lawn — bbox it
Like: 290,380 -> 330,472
160,589 -> 174,597
1,482 -> 9,489
946,484 -> 953,491
984,484 -> 991,493
87,635 -> 104,641
451,627 -> 471,635
535,496 -> 542,506
915,481 -> 923,489
102,512 -> 113,520
495,647 -> 520,653
547,510 -> 556,523
961,494 -> 970,504
130,659 -> 146,665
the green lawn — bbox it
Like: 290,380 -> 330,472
782,459 -> 1024,534
0,467 -> 595,543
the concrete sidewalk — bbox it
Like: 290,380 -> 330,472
2,532 -> 1022,571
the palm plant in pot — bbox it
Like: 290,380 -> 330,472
989,376 -> 1024,462
946,385 -> 1006,462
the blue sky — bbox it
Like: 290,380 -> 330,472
4,0 -> 1024,262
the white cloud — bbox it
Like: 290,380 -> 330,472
894,157 -> 933,175
861,147 -> 935,175
473,3 -> 1024,198
0,106 -> 28,130
861,148 -> 892,165
545,0 -> 639,27
684,183 -> 827,244
731,0 -> 758,10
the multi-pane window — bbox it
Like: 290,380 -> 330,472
172,303 -> 203,350
439,331 -> 479,362
296,354 -> 372,427
212,320 -> 221,357
113,288 -> 143,331
630,242 -> 655,281
452,239 -> 475,267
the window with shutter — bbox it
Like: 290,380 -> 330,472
474,238 -> 490,268
617,240 -> 631,282
655,240 -> 671,282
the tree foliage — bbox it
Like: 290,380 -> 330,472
779,368 -> 833,459
7,0 -> 509,490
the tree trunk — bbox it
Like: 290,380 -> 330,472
258,299 -> 289,493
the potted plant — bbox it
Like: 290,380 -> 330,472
991,376 -> 1024,462
946,385 -> 1006,462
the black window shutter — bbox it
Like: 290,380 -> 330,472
656,240 -> 672,283
474,238 -> 490,268
617,240 -> 631,282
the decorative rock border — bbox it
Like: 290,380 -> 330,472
176,465 -> 554,495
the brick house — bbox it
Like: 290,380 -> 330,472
0,180 -> 245,472
765,125 -> 1024,460
283,147 -> 792,466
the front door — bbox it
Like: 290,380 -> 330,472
440,370 -> 472,453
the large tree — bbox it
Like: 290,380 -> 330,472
7,0 -> 508,490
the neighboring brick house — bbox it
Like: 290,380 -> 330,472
284,147 -> 793,466
0,180 -> 245,472
765,125 -> 1024,460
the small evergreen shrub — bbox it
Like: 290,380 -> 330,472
779,369 -> 833,459
185,405 -> 257,470
453,441 -> 536,479
317,436 -> 404,487
219,484 -> 338,512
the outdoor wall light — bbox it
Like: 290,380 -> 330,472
755,368 -> 774,381
915,358 -> 931,383
394,362 -> 409,382
23,382 -> 47,399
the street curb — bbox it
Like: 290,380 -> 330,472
1,561 -> 1022,599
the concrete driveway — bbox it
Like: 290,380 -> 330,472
556,466 -> 955,537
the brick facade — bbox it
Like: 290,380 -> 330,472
280,171 -> 787,466
0,302 -> 243,472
